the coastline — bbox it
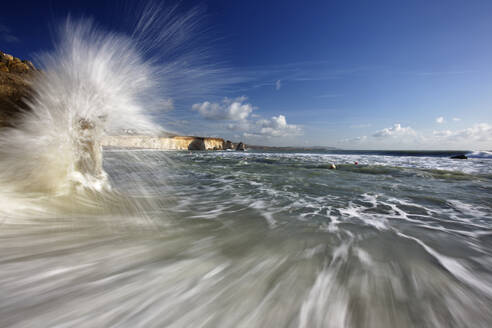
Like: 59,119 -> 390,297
102,135 -> 231,151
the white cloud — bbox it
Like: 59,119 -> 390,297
339,122 -> 492,149
372,123 -> 416,138
193,96 -> 302,139
229,114 -> 302,138
453,117 -> 461,122
436,116 -> 444,124
339,123 -> 419,148
427,123 -> 492,149
435,123 -> 492,142
275,80 -> 281,90
192,96 -> 253,121
432,130 -> 453,138
256,115 -> 302,137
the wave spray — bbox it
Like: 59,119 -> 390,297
0,4 -> 219,200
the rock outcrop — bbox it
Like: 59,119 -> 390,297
0,50 -> 36,74
188,138 -> 205,150
224,140 -> 234,150
236,142 -> 246,151
450,154 -> 467,159
204,137 -> 225,150
0,50 -> 37,127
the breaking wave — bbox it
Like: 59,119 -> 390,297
0,20 -> 158,196
467,150 -> 492,159
0,4 -> 222,209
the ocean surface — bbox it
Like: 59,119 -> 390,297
1,149 -> 491,327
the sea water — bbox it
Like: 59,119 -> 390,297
1,149 -> 491,327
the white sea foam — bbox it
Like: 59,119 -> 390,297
467,150 -> 492,159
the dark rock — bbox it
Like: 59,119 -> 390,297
188,138 -> 205,150
450,154 -> 467,159
0,70 -> 35,128
9,62 -> 30,74
236,142 -> 246,151
0,62 -> 8,73
0,51 -> 39,127
0,51 -> 36,75
225,140 -> 233,150
0,51 -> 13,63
22,60 -> 35,70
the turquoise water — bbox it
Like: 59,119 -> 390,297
1,149 -> 491,327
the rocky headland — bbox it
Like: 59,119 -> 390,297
0,51 -> 37,127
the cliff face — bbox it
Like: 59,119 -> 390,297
0,51 -> 37,127
204,138 -> 227,150
103,135 -> 228,151
0,51 -> 35,74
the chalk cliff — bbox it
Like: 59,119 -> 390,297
103,135 -> 230,150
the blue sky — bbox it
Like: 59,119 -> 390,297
1,0 -> 492,149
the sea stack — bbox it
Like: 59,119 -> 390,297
236,142 -> 246,151
225,140 -> 234,150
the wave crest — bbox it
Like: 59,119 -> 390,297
467,151 -> 492,159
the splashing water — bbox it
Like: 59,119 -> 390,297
0,1 -> 224,198
0,22 -> 160,196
